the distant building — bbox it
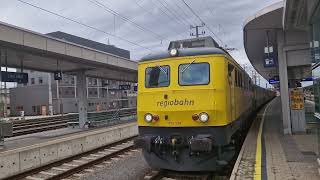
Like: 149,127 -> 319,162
10,70 -> 137,116
46,31 -> 130,59
9,32 -> 136,116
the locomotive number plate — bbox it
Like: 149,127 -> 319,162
167,121 -> 182,125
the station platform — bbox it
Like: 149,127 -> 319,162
230,97 -> 320,180
1,127 -> 84,152
0,122 -> 138,179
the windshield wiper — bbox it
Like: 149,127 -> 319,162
181,60 -> 195,73
156,65 -> 168,79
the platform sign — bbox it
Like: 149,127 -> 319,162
301,77 -> 314,81
54,71 -> 62,80
268,76 -> 280,84
263,53 -> 277,68
1,71 -> 28,83
290,89 -> 304,110
119,84 -> 131,90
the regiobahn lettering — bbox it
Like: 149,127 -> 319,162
156,99 -> 195,108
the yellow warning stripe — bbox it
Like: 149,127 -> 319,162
254,102 -> 272,180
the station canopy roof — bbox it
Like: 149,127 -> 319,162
0,21 -> 137,82
243,2 -> 283,81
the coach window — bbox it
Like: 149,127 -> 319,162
237,71 -> 239,87
179,62 -> 210,85
239,73 -> 242,87
241,73 -> 244,88
234,69 -> 237,86
236,69 -> 239,87
145,65 -> 170,88
240,72 -> 242,87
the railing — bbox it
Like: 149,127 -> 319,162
87,108 -> 136,127
10,108 -> 136,136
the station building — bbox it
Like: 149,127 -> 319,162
9,32 -> 137,116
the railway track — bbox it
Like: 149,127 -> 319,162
10,108 -> 136,137
8,137 -> 136,180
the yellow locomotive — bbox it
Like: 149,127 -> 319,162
134,37 -> 274,171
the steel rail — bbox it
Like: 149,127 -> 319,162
5,137 -> 136,180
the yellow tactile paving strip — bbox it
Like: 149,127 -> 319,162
231,97 -> 320,180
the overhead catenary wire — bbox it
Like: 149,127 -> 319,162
133,0 -> 185,39
150,0 -> 186,28
87,0 -> 168,43
158,0 -> 190,26
16,0 -> 152,51
181,0 -> 225,46
169,0 -> 198,25
201,0 -> 215,17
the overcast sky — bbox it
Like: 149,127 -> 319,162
0,0 -> 281,87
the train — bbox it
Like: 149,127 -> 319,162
134,36 -> 275,172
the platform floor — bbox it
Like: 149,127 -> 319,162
0,127 -> 84,152
0,122 -> 133,152
230,97 -> 320,180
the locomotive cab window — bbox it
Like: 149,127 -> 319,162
179,62 -> 210,85
145,65 -> 170,88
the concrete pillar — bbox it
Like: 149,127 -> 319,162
277,31 -> 292,134
74,76 -> 77,98
48,73 -> 53,116
76,71 -> 88,128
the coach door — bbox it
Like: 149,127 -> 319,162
228,63 -> 235,121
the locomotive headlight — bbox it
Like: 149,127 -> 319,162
144,113 -> 153,123
169,48 -> 178,56
199,112 -> 209,123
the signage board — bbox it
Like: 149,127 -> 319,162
1,71 -> 28,83
269,78 -> 280,84
264,57 -> 275,67
119,84 -> 131,90
301,77 -> 314,81
54,71 -> 62,80
263,53 -> 277,68
290,89 -> 304,110
269,76 -> 280,84
133,85 -> 138,92
269,79 -> 279,84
